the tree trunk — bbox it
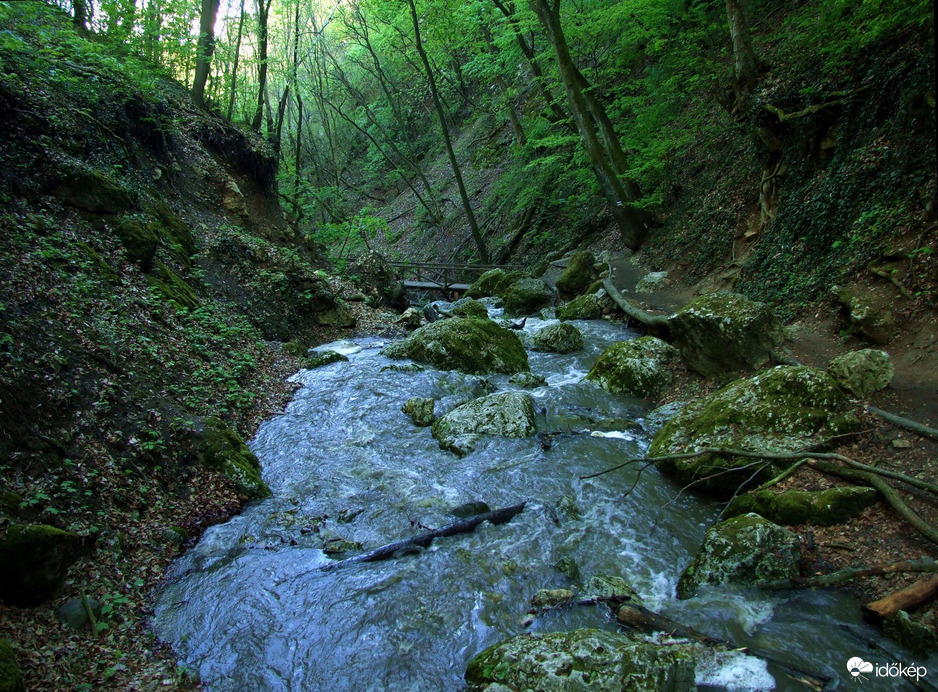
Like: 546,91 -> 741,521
73,0 -> 88,32
192,0 -> 221,109
726,0 -> 758,108
226,0 -> 246,121
530,0 -> 648,249
406,0 -> 490,263
251,0 -> 272,132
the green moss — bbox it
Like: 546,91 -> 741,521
383,317 -> 529,375
586,337 -> 678,398
59,168 -> 133,214
0,639 -> 24,692
144,199 -> 195,258
306,351 -> 349,368
555,251 -> 596,298
146,262 -> 199,309
725,486 -> 880,525
0,524 -> 82,606
451,299 -> 489,319
114,217 -> 159,267
464,269 -> 527,299
531,322 -> 583,354
195,417 -> 270,499
883,610 -> 938,656
557,293 -> 603,320
78,242 -> 119,284
501,278 -> 554,317
282,341 -> 307,357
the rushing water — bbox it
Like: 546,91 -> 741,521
152,313 -> 936,691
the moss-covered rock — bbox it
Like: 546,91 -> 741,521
668,292 -> 784,377
146,262 -> 199,309
832,286 -> 897,345
828,349 -> 893,398
650,366 -> 860,497
557,293 -> 603,321
452,298 -> 489,319
315,302 -> 356,328
382,318 -> 529,375
555,251 -> 596,298
531,322 -> 584,354
464,269 -> 527,299
194,417 -> 271,499
501,278 -> 554,317
58,167 -> 133,214
677,513 -> 800,599
283,341 -> 307,357
306,350 -> 348,368
0,524 -> 82,606
0,639 -> 24,692
883,610 -> 938,656
144,199 -> 196,258
402,397 -> 436,427
725,487 -> 880,525
432,391 -> 537,456
586,337 -> 678,399
113,217 -> 159,268
465,629 -> 696,691
635,271 -> 670,294
509,372 -> 547,388
583,574 -> 644,604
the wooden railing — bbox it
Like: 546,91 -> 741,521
388,261 -> 521,291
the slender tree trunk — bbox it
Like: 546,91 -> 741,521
73,0 -> 88,31
726,0 -> 758,108
226,0 -> 246,120
480,22 -> 526,149
252,0 -> 273,132
530,0 -> 648,249
405,0 -> 490,263
192,0 -> 221,108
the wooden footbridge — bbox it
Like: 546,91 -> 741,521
389,261 -> 520,294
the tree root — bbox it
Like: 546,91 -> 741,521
601,275 -> 671,339
759,557 -> 938,590
867,405 -> 938,442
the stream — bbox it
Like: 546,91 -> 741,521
152,311 -> 934,691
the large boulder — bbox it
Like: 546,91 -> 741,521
431,391 -> 537,456
555,251 -> 596,299
649,366 -> 860,497
586,337 -> 678,399
0,524 -> 82,606
464,269 -> 527,299
725,487 -> 880,526
557,293 -> 603,321
828,349 -> 893,398
452,298 -> 489,319
465,629 -> 696,691
382,318 -> 529,375
194,417 -> 271,499
501,278 -> 554,317
668,292 -> 784,377
531,322 -> 584,354
677,514 -> 800,599
832,286 -> 897,345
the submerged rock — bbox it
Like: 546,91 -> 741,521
194,417 -> 271,499
501,278 -> 554,317
382,317 -> 529,375
432,391 -> 537,456
401,397 -> 436,427
531,322 -> 584,354
649,366 -> 860,497
0,524 -> 82,606
465,628 -> 696,691
557,293 -> 603,321
509,372 -> 547,388
585,337 -> 678,399
450,501 -> 491,519
583,574 -> 643,604
306,350 -> 349,369
555,251 -> 596,298
725,486 -> 880,526
677,513 -> 800,599
828,349 -> 893,397
668,292 -> 784,377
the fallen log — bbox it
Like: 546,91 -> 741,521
286,503 -> 527,580
867,405 -> 938,442
759,557 -> 938,590
864,574 -> 938,619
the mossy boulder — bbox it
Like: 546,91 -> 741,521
531,322 -> 584,354
649,366 -> 860,497
828,349 -> 893,398
668,292 -> 784,377
586,337 -> 678,399
501,278 -> 554,317
402,397 -> 436,427
113,217 -> 159,268
583,574 -> 643,604
315,302 -> 356,328
382,318 -> 529,375
146,262 -> 199,309
306,350 -> 349,368
677,513 -> 800,599
465,629 -> 696,691
431,391 -> 537,456
0,639 -> 24,692
635,271 -> 670,294
883,610 -> 938,656
194,417 -> 271,499
555,251 -> 596,298
464,269 -> 527,299
145,199 -> 196,258
452,298 -> 489,319
509,372 -> 547,388
0,524 -> 82,606
59,167 -> 133,214
725,487 -> 880,526
557,293 -> 603,321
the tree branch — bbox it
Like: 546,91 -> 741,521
759,557 -> 938,590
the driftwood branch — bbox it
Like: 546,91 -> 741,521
867,405 -> 938,442
601,275 -> 672,339
759,557 -> 938,590
808,460 -> 938,545
864,574 -> 938,619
